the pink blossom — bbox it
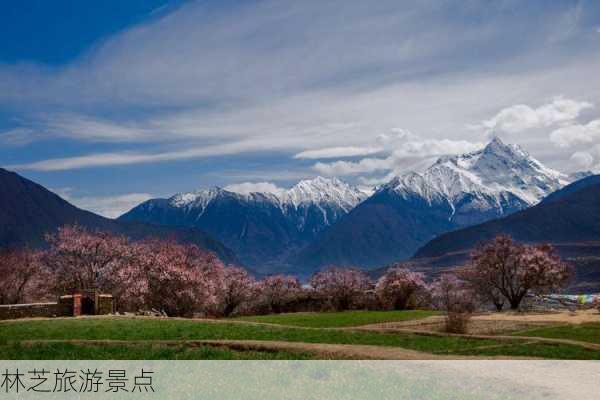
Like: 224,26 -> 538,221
117,238 -> 226,316
42,225 -> 133,294
309,267 -> 370,311
463,235 -> 573,310
213,266 -> 255,317
0,248 -> 49,304
376,265 -> 428,310
255,275 -> 301,313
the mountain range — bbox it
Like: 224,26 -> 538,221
0,168 -> 237,264
120,137 -> 584,275
3,137 -> 598,288
119,177 -> 367,273
292,137 -> 575,272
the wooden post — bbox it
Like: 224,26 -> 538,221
73,294 -> 82,317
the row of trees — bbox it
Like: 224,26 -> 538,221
0,225 -> 295,317
0,227 -> 576,320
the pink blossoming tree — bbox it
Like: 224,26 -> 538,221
42,225 -> 133,294
117,238 -> 225,317
309,267 -> 370,311
255,275 -> 302,313
463,235 -> 573,310
0,248 -> 49,304
214,266 -> 255,317
376,265 -> 428,310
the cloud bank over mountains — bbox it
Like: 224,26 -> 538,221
1,0 -> 600,215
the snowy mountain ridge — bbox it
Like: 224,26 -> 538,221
120,177 -> 369,270
382,137 -> 572,223
120,137 -> 589,273
168,176 -> 368,216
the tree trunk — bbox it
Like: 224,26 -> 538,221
493,301 -> 504,312
509,296 -> 523,310
223,302 -> 236,317
394,297 -> 408,310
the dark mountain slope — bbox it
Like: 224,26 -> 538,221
415,181 -> 600,259
541,174 -> 600,204
293,187 -> 456,272
0,168 -> 237,264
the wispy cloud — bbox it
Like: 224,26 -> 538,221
0,128 -> 40,146
294,146 -> 382,160
9,136 -> 295,171
2,0 -> 600,181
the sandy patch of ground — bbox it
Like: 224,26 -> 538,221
356,317 -> 552,335
353,309 -> 600,335
472,309 -> 600,324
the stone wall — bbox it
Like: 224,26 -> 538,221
0,301 -> 72,320
97,295 -> 114,315
0,292 -> 115,320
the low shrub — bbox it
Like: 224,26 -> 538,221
431,274 -> 477,334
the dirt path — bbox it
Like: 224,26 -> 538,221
351,325 -> 600,351
18,339 -> 532,360
350,310 -> 600,331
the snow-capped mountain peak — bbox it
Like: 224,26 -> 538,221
383,138 -> 572,225
170,187 -> 223,208
280,176 -> 367,211
384,172 -> 448,205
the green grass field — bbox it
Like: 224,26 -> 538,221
235,310 -> 438,327
2,315 -> 600,360
513,323 -> 600,344
0,341 -> 318,360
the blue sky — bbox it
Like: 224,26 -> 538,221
2,0 -> 600,217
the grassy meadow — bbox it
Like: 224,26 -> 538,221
1,311 -> 599,360
234,310 -> 438,327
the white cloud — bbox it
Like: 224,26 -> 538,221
45,114 -> 150,142
8,136 -> 294,171
223,182 -> 284,195
550,119 -> 600,147
52,188 -> 153,218
6,0 -> 566,111
1,0 -> 600,180
391,139 -> 482,158
12,152 -> 164,171
478,97 -> 593,134
314,157 -> 393,176
313,136 -> 483,177
294,146 -> 382,159
570,151 -> 594,169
